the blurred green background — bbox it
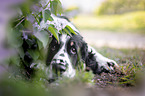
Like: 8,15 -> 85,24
61,0 -> 145,34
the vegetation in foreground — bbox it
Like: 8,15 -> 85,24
0,47 -> 145,96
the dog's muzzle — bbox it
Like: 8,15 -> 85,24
51,59 -> 67,74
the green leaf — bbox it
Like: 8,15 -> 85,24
8,29 -> 23,48
20,2 -> 31,16
50,0 -> 62,15
62,28 -> 71,36
65,25 -> 77,35
59,30 -> 63,34
50,1 -> 58,15
37,39 -> 43,50
18,47 -> 25,59
56,0 -> 63,15
28,49 -> 39,61
48,16 -> 54,21
48,26 -> 59,42
34,30 -> 49,48
24,20 -> 33,31
9,56 -> 20,66
43,9 -> 53,23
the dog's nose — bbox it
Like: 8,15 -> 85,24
52,64 -> 66,73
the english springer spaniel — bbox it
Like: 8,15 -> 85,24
22,15 -> 120,81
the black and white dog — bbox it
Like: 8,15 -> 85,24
44,15 -> 120,79
22,15 -> 120,80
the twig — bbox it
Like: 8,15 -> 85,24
14,17 -> 25,28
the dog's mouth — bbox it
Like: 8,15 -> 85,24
52,63 -> 67,75
47,62 -> 68,82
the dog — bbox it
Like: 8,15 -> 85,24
21,15 -> 120,81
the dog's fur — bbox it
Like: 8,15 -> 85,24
21,15 -> 120,80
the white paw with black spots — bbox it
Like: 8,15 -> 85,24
88,46 -> 121,74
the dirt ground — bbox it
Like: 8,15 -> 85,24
80,30 -> 145,49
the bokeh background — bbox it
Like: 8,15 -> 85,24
60,0 -> 145,49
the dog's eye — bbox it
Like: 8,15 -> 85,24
71,47 -> 76,54
51,40 -> 58,51
51,45 -> 56,51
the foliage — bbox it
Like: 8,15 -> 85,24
73,11 -> 145,33
7,0 -> 77,73
95,0 -> 145,15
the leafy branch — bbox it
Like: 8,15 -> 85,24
8,0 -> 77,67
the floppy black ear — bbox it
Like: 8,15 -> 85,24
73,34 -> 101,74
80,42 -> 88,62
71,34 -> 88,63
78,40 -> 100,74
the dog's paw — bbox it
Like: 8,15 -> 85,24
87,46 -> 123,75
99,59 -> 122,74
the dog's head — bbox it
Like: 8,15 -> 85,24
46,33 -> 88,79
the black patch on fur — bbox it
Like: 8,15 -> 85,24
85,52 -> 100,74
107,62 -> 115,67
66,34 -> 88,67
59,53 -> 65,57
46,36 -> 61,66
100,66 -> 109,73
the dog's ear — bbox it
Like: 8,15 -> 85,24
80,42 -> 88,62
72,34 -> 88,63
74,35 -> 100,74
79,41 -> 101,74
